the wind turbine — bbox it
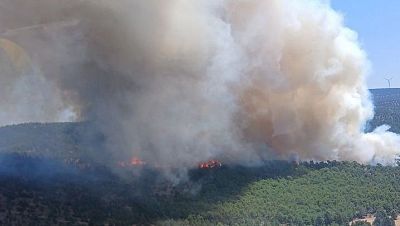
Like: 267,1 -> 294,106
384,77 -> 393,88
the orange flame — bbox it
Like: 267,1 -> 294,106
198,160 -> 222,169
117,157 -> 146,168
130,157 -> 146,166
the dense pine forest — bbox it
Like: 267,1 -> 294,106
0,89 -> 400,225
1,157 -> 400,225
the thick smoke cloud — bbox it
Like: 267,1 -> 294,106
0,0 -> 399,166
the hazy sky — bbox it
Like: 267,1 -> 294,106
331,0 -> 400,88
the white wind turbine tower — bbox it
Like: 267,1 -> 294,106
384,77 -> 393,88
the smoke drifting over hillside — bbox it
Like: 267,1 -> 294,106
0,0 -> 399,165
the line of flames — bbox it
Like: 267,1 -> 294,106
117,157 -> 222,169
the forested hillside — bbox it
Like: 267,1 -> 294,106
1,158 -> 400,225
0,89 -> 400,225
368,88 -> 400,133
162,162 -> 400,225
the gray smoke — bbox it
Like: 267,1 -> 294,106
0,0 -> 399,166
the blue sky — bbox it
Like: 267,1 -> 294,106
331,0 -> 400,88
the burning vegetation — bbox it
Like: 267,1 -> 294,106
198,160 -> 222,169
117,157 -> 146,168
116,156 -> 223,170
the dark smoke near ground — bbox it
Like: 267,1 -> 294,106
0,0 -> 400,168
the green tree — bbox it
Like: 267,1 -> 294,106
314,216 -> 324,226
373,209 -> 394,226
351,221 -> 371,226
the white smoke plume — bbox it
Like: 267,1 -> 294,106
0,0 -> 399,166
